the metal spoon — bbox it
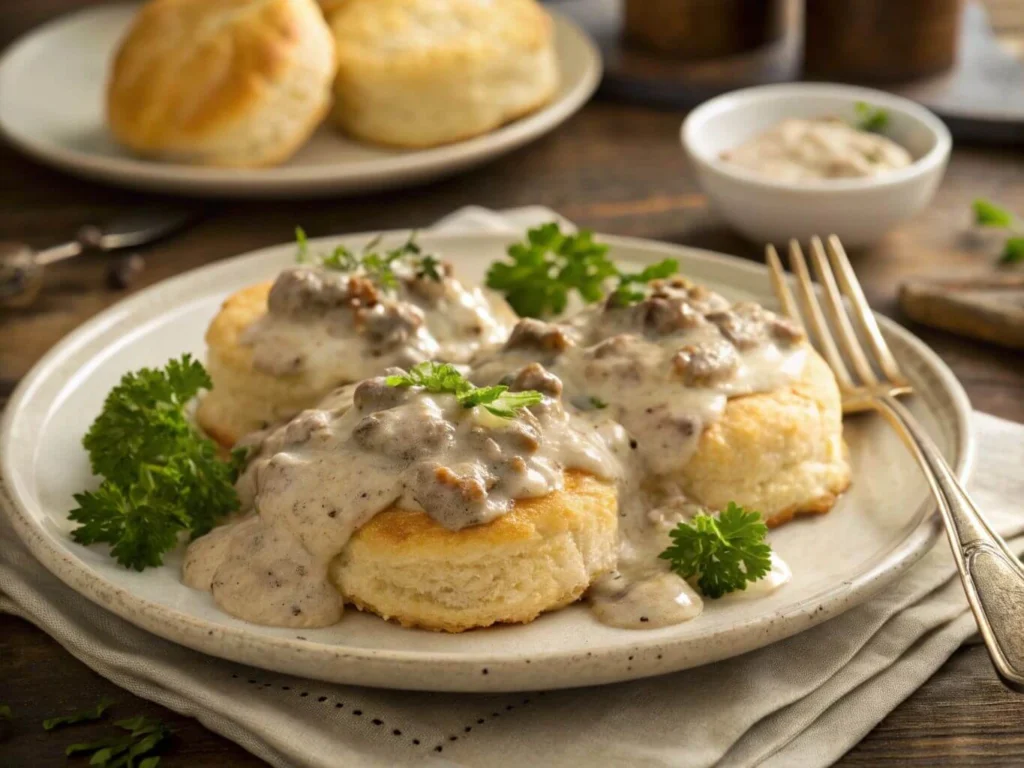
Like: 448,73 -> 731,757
0,208 -> 197,308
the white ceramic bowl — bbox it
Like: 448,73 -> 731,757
681,83 -> 952,248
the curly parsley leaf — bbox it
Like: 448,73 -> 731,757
43,698 -> 114,731
608,258 -> 679,307
854,101 -> 889,133
659,503 -> 772,598
66,715 -> 171,767
386,362 -> 543,419
459,386 -> 544,419
70,355 -> 241,571
1001,237 -> 1024,265
973,198 -> 1016,228
385,361 -> 469,394
417,253 -> 443,281
970,199 -> 1024,265
486,223 -> 619,317
487,223 -> 680,316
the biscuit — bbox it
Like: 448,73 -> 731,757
107,0 -> 336,167
678,348 -> 851,526
330,471 -> 618,632
328,0 -> 559,148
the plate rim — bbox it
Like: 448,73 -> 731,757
0,3 -> 602,197
0,230 -> 974,692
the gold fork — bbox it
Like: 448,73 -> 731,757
767,235 -> 1024,692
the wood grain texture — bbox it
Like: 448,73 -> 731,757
1,1 -> 1023,766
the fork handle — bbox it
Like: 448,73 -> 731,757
877,395 -> 1024,692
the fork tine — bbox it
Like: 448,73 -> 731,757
765,244 -> 805,331
787,240 -> 854,390
825,236 -> 909,386
807,237 -> 879,386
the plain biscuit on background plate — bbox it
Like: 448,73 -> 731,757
328,0 -> 560,148
107,0 -> 336,167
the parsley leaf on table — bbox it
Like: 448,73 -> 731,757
386,362 -> 543,419
1001,237 -> 1024,265
486,223 -> 680,317
43,698 -> 114,731
854,101 -> 889,133
659,503 -> 772,598
66,715 -> 171,768
971,199 -> 1024,264
973,198 -> 1016,228
0,704 -> 11,720
69,355 -> 241,571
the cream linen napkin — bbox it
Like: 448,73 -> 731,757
2,207 -> 1023,768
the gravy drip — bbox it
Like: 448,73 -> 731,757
240,263 -> 513,394
473,277 -> 804,628
183,372 -> 620,627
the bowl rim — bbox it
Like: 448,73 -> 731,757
681,82 -> 953,194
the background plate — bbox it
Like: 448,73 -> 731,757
0,232 -> 973,692
0,4 -> 601,198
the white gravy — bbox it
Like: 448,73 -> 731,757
720,117 -> 912,182
240,262 -> 514,397
186,276 -> 805,630
183,376 -> 619,627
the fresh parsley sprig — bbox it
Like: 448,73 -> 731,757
659,503 -> 772,598
43,698 -> 114,731
69,355 -> 243,571
485,222 -> 679,317
385,362 -> 543,419
295,227 -> 439,288
608,260 -> 681,307
972,199 -> 1024,264
66,715 -> 171,768
854,101 -> 889,133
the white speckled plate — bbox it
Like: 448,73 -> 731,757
0,4 -> 600,198
0,232 -> 972,692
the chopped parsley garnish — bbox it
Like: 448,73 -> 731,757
854,101 -> 889,133
66,715 -> 171,768
485,222 -> 679,317
659,503 -> 772,598
69,355 -> 243,571
294,228 -> 439,287
385,362 -> 543,419
972,199 -> 1024,264
589,396 -> 608,409
43,698 -> 114,731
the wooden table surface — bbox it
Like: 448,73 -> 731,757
2,2 -> 1023,766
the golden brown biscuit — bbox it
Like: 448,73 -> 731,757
678,348 -> 851,527
330,471 -> 618,632
107,0 -> 335,167
196,282 -> 326,446
328,0 -> 559,148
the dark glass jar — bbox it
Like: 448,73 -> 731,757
623,0 -> 787,61
803,0 -> 962,82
